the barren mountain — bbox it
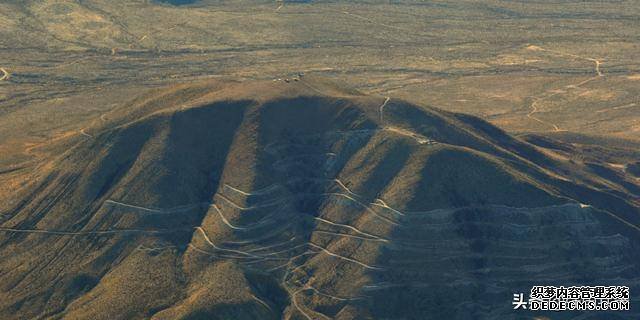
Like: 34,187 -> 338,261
0,78 -> 638,319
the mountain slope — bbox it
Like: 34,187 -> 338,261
1,78 -> 639,320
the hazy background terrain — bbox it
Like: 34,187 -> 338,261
2,0 -> 640,150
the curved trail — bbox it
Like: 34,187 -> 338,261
265,128 -> 436,154
260,244 -> 310,258
136,244 -> 181,252
218,185 -> 399,226
307,242 -> 383,270
372,199 -> 405,216
323,192 -> 400,226
224,183 -> 281,196
306,285 -> 366,301
79,128 -> 94,138
0,227 -> 184,236
215,193 -> 284,211
332,179 -> 357,196
595,60 -> 603,77
252,294 -> 273,312
384,126 -> 434,145
104,200 -> 163,213
375,97 -> 436,144
314,217 -> 388,242
194,227 -> 262,258
379,97 -> 390,123
292,288 -> 314,320
105,199 -> 206,214
525,45 -> 605,132
0,68 -> 9,81
245,237 -> 297,253
267,251 -> 317,272
195,224 -> 311,261
527,97 -> 563,132
596,102 -> 638,114
223,178 -> 359,199
187,243 -> 253,260
215,185 -> 626,235
528,45 -> 604,76
313,230 -> 387,242
218,180 -> 401,229
211,204 -> 249,230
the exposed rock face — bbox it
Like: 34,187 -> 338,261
1,79 -> 638,319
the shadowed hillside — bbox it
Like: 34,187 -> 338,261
0,78 -> 639,319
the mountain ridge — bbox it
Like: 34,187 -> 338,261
0,78 -> 639,319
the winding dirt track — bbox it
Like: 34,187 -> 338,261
3,178 -> 637,320
314,217 -> 388,242
528,45 -> 604,76
375,97 -> 437,144
224,183 -> 280,196
307,242 -> 382,270
0,68 -> 9,81
0,227 -> 183,235
79,128 -> 94,138
525,45 -> 605,132
595,102 -> 638,114
292,287 -> 314,320
527,96 -> 563,132
211,203 -> 247,229
379,97 -> 390,122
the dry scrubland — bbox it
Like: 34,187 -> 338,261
0,1 -> 640,319
1,0 -> 640,147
